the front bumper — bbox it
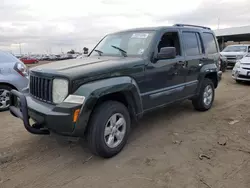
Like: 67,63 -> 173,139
232,68 -> 250,81
227,60 -> 237,66
9,90 -> 87,136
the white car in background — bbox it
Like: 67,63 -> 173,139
232,53 -> 250,83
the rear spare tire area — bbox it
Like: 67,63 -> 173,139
87,101 -> 131,158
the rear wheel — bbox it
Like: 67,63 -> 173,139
0,85 -> 12,112
87,101 -> 130,158
221,64 -> 227,72
192,78 -> 215,111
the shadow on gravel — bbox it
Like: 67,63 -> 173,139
0,100 -> 200,164
129,100 -> 196,142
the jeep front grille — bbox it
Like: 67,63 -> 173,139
224,55 -> 236,60
29,75 -> 53,103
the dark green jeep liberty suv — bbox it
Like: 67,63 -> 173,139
10,24 -> 222,158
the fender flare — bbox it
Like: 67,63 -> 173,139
72,76 -> 143,135
196,64 -> 219,94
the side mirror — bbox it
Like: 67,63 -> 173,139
83,47 -> 89,54
157,47 -> 176,60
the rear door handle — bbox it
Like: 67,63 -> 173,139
177,61 -> 187,67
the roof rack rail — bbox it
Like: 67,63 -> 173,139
173,24 -> 211,30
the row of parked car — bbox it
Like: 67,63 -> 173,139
16,53 -> 81,64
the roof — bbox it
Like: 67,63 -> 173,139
214,25 -> 250,37
226,44 -> 250,47
111,25 -> 212,35
113,26 -> 163,33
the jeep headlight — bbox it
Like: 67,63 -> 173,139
52,78 -> 69,104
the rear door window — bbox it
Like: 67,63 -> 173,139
202,33 -> 218,54
182,32 -> 201,56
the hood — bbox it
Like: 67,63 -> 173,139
30,56 -> 145,81
220,51 -> 247,56
240,56 -> 250,64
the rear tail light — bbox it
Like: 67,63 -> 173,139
14,62 -> 28,77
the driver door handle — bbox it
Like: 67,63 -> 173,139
177,61 -> 187,67
177,61 -> 185,65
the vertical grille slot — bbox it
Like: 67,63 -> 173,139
29,75 -> 53,103
37,77 -> 41,98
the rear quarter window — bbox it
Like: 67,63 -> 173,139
202,33 -> 218,54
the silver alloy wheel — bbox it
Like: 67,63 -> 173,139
0,89 -> 10,109
104,113 -> 126,148
203,85 -> 213,106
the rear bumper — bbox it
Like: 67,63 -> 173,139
9,90 -> 88,136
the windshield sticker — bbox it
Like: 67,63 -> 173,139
138,49 -> 145,54
131,33 -> 149,39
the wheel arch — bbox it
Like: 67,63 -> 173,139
73,76 -> 143,135
0,82 -> 17,90
205,72 -> 218,89
91,90 -> 139,121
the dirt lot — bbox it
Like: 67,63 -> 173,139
1,70 -> 250,188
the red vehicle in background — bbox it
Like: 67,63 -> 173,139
20,57 -> 39,64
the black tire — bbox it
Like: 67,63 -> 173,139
87,101 -> 131,158
0,84 -> 12,112
221,65 -> 227,72
192,78 -> 215,111
236,80 -> 242,84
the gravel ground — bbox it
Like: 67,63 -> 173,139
1,70 -> 250,188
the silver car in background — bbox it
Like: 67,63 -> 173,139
0,51 -> 29,111
220,45 -> 250,67
232,53 -> 250,83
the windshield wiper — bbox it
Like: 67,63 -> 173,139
94,49 -> 103,56
111,45 -> 127,57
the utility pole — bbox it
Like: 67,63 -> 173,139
19,43 -> 22,55
217,18 -> 220,30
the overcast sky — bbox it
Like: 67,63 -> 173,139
1,0 -> 250,54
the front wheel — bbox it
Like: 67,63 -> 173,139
192,78 -> 215,111
87,101 -> 131,158
0,85 -> 12,112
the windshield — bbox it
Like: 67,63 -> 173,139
222,46 -> 247,52
89,31 -> 155,57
